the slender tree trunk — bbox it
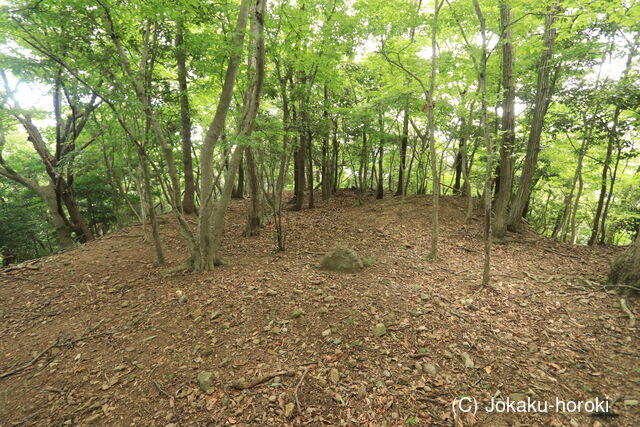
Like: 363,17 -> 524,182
588,130 -> 613,245
377,109 -> 385,199
493,0 -> 515,240
244,147 -> 261,236
426,0 -> 441,259
508,6 -> 558,231
137,147 -> 165,265
321,85 -> 330,200
232,155 -> 245,198
176,18 -> 196,214
599,144 -> 621,244
473,0 -> 492,286
395,108 -> 409,196
306,128 -> 314,209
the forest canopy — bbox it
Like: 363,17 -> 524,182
0,0 -> 638,267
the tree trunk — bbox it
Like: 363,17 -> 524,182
194,0 -> 253,268
588,129 -> 613,245
137,147 -> 165,265
395,107 -> 409,196
377,109 -> 385,199
244,147 -> 261,236
232,155 -> 245,198
508,6 -> 558,231
493,0 -> 515,240
176,18 -> 196,214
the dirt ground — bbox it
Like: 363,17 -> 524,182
0,192 -> 638,426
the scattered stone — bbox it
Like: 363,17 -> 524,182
528,343 -> 538,353
414,362 -> 423,372
178,294 -> 188,304
373,323 -> 387,337
397,376 -> 410,386
329,368 -> 340,383
291,308 -> 304,318
265,289 -> 277,296
443,350 -> 454,359
284,402 -> 295,418
320,245 -> 364,273
268,395 -> 277,403
348,359 -> 357,368
420,293 -> 430,302
461,352 -> 474,369
197,371 -> 214,392
210,311 -> 222,320
423,364 -> 437,375
322,329 -> 332,337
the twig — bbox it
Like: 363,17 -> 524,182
229,370 -> 295,390
153,380 -> 172,399
620,298 -> 636,327
294,368 -> 309,415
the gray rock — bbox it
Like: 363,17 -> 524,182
461,352 -> 474,369
197,371 -> 214,392
423,364 -> 437,375
373,323 -> 387,337
320,245 -> 364,273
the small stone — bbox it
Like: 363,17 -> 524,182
397,376 -> 410,385
125,346 -> 134,352
461,352 -> 474,369
423,364 -> 437,375
178,294 -> 188,304
329,368 -> 340,383
420,293 -> 430,302
284,402 -> 295,418
319,306 -> 329,314
443,350 -> 454,359
528,343 -> 538,353
373,323 -> 387,337
210,311 -> 222,320
197,371 -> 214,392
322,329 -> 332,337
291,308 -> 304,318
347,359 -> 357,368
265,289 -> 277,296
333,338 -> 342,345
252,338 -> 261,345
414,362 -> 422,371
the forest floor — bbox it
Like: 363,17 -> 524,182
0,191 -> 638,427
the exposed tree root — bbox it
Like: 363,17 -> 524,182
620,298 -> 636,327
229,370 -> 295,390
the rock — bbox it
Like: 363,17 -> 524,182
322,329 -> 332,337
197,371 -> 214,392
624,399 -> 639,406
178,294 -> 188,304
528,343 -> 538,353
397,376 -> 410,385
291,308 -> 304,318
268,395 -> 277,403
373,323 -> 387,337
420,293 -> 430,302
423,364 -> 437,375
329,368 -> 340,383
210,311 -> 221,320
461,352 -> 474,369
320,245 -> 364,273
284,402 -> 295,418
265,289 -> 277,296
